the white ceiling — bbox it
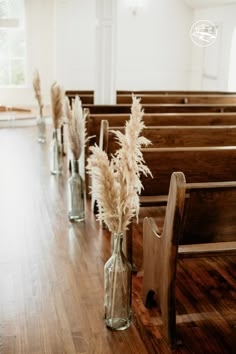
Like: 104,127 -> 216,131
184,0 -> 236,8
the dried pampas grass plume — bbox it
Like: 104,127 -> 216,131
33,69 -> 43,116
50,82 -> 64,129
65,96 -> 87,160
87,94 -> 152,233
87,146 -> 120,233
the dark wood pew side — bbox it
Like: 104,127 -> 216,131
83,103 -> 236,114
117,94 -> 236,104
141,171 -> 236,348
117,90 -> 236,95
100,119 -> 236,149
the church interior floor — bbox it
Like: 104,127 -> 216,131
0,126 -> 235,354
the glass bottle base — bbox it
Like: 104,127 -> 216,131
105,317 -> 131,331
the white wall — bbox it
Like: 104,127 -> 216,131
54,0 -> 96,90
4,0 -> 223,107
116,0 -> 193,90
190,4 -> 236,90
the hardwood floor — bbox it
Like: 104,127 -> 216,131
0,127 -> 147,354
0,126 -> 235,353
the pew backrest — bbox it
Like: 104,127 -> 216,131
117,94 -> 236,105
87,112 -> 236,146
100,120 -> 236,148
84,104 -> 236,114
105,144 -> 236,197
117,90 -> 236,95
65,90 -> 94,105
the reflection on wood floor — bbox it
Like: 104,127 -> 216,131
0,126 -> 235,354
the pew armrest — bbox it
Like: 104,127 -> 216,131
178,241 -> 236,258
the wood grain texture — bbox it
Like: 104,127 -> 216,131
117,90 -> 236,95
86,112 -> 236,151
101,121 -> 236,148
141,172 -> 236,349
83,104 -> 236,114
0,127 -> 235,353
65,91 -> 94,106
104,144 -> 236,197
117,94 -> 236,105
0,127 -> 147,354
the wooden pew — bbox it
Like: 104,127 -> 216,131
117,94 -> 236,105
98,129 -> 236,268
100,120 -> 236,149
99,137 -> 236,268
83,103 -> 236,114
87,112 -> 236,146
65,90 -> 94,105
99,122 -> 236,199
142,171 -> 236,347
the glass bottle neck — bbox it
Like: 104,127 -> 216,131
71,159 -> 79,175
52,128 -> 60,140
112,233 -> 123,255
39,105 -> 43,117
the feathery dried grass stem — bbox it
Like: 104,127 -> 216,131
51,82 -> 64,129
33,69 -> 43,116
65,96 -> 87,161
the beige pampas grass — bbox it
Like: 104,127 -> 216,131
87,94 -> 152,233
65,96 -> 87,160
33,69 -> 43,116
50,82 -> 64,129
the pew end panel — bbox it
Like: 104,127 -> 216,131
142,172 -> 186,347
142,172 -> 236,347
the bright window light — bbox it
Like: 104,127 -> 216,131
0,0 -> 26,86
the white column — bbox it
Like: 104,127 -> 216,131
95,0 -> 116,104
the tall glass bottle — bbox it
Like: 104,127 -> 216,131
50,128 -> 62,175
68,159 -> 85,221
104,232 -> 132,330
36,106 -> 46,143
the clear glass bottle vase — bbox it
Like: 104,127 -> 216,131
50,128 -> 63,175
104,232 -> 132,330
68,159 -> 85,222
36,106 -> 46,143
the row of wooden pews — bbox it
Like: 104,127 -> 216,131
65,89 -> 236,351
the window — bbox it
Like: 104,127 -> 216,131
0,0 -> 26,86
